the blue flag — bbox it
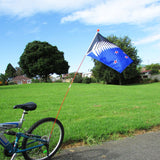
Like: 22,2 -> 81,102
87,32 -> 133,73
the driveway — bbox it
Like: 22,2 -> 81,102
53,131 -> 160,160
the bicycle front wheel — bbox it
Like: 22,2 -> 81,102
22,117 -> 64,160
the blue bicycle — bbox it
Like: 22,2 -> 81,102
0,102 -> 64,160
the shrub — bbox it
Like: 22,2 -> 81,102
8,81 -> 16,85
153,78 -> 159,82
91,78 -> 97,83
55,79 -> 62,83
73,75 -> 82,83
32,79 -> 40,83
82,77 -> 91,84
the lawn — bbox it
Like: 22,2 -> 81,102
0,82 -> 160,159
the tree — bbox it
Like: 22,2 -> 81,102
19,41 -> 69,82
0,74 -> 7,85
15,67 -> 24,76
5,63 -> 16,78
146,63 -> 160,74
92,35 -> 141,85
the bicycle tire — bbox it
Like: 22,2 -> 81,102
22,117 -> 64,160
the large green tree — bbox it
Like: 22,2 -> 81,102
92,35 -> 141,85
5,63 -> 16,78
19,41 -> 69,82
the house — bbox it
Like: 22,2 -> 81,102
140,70 -> 151,79
82,72 -> 92,78
50,75 -> 61,82
12,75 -> 32,84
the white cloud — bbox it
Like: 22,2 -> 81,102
1,0 -> 160,27
135,34 -> 160,45
0,0 -> 99,17
61,0 -> 160,25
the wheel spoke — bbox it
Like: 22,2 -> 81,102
22,118 -> 64,160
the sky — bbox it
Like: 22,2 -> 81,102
0,0 -> 160,74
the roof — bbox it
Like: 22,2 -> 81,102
13,75 -> 31,81
141,70 -> 151,73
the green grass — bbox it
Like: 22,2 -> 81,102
0,82 -> 160,159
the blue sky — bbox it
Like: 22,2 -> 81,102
0,0 -> 160,74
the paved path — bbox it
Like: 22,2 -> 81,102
53,131 -> 160,160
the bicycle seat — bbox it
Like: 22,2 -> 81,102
13,102 -> 37,111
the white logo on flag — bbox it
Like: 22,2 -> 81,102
90,41 -> 118,57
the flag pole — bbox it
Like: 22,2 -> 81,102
49,29 -> 100,138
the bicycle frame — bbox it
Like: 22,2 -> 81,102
12,132 -> 47,153
0,110 -> 25,151
0,110 -> 48,157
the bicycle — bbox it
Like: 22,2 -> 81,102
0,102 -> 64,160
